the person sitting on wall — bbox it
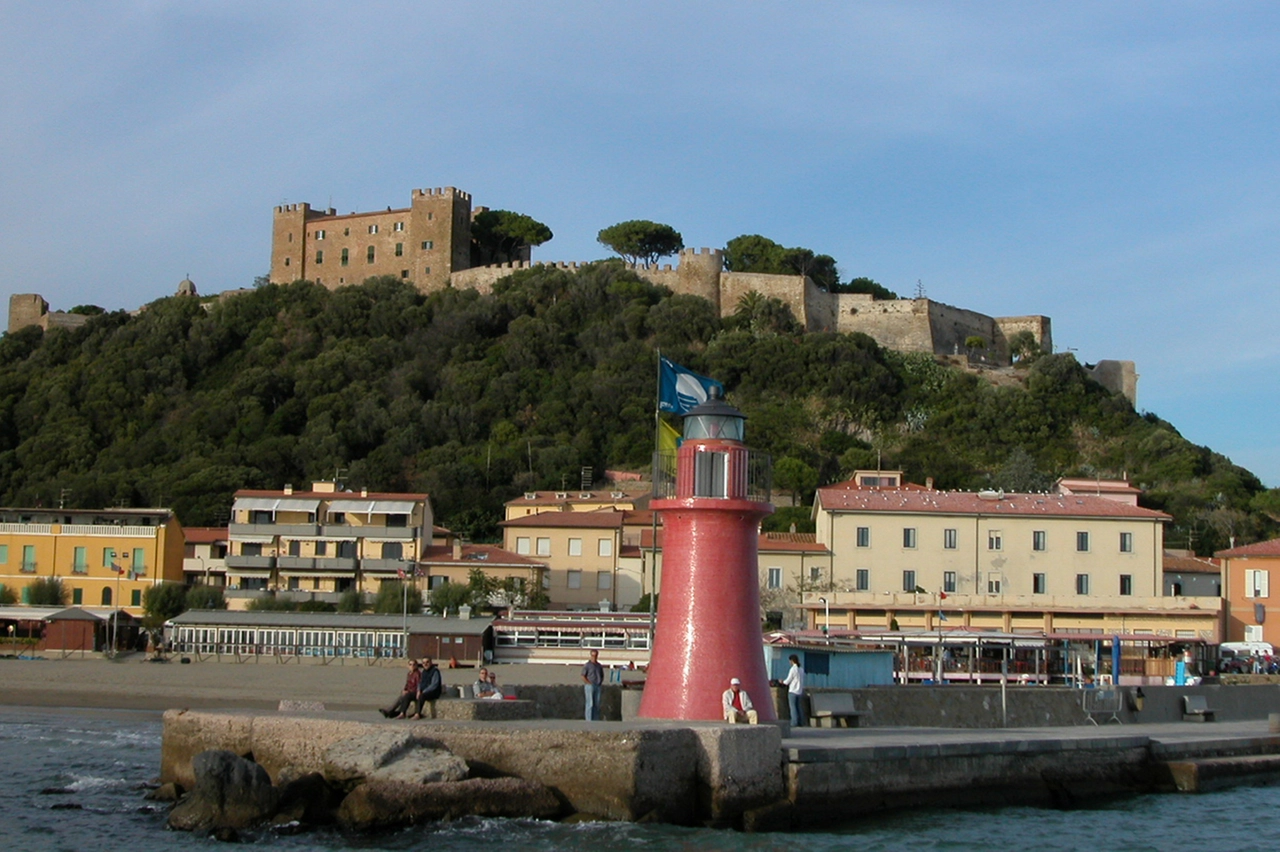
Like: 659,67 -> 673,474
473,667 -> 495,699
722,677 -> 758,725
380,659 -> 421,719
411,657 -> 443,719
483,669 -> 504,700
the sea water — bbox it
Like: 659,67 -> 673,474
3,706 -> 1279,852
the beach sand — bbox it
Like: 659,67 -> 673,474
0,654 -> 607,712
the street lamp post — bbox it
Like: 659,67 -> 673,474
818,596 -> 829,641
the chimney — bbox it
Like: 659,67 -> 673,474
452,538 -> 462,561
361,488 -> 368,497
283,483 -> 293,495
925,477 -> 935,491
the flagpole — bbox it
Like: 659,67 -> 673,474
649,349 -> 662,650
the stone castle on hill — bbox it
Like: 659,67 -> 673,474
4,184 -> 1135,401
269,185 -> 1057,367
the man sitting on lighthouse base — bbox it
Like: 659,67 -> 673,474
722,677 -> 759,724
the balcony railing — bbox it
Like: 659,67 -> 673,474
361,558 -> 412,573
226,555 -> 276,569
19,561 -> 37,573
320,524 -> 414,540
315,557 -> 358,572
277,556 -> 316,570
229,523 -> 320,538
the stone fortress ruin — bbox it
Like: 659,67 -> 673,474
5,184 -> 1136,401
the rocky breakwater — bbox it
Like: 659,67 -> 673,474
162,729 -> 559,837
161,709 -> 787,831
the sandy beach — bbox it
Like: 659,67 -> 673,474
0,654 -> 605,712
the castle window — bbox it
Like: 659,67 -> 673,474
421,240 -> 433,250
287,232 -> 292,242
368,224 -> 379,235
427,212 -> 434,220
401,270 -> 409,278
395,242 -> 403,256
284,257 -> 290,266
315,230 -> 325,240
343,227 -> 350,236
424,266 -> 431,274
366,246 -> 375,263
341,249 -> 349,266
394,222 -> 404,232
315,250 -> 323,264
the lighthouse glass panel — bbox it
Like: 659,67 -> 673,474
683,414 -> 744,442
693,451 -> 728,497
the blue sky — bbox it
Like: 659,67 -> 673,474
3,3 -> 1278,485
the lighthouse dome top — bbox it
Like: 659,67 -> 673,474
683,385 -> 746,442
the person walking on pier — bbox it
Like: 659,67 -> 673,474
782,654 -> 806,729
412,657 -> 442,719
722,677 -> 758,724
582,649 -> 605,720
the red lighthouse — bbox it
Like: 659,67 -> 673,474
639,387 -> 775,721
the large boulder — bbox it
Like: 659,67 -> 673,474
168,750 -> 279,831
323,730 -> 467,788
337,776 -> 562,830
273,772 -> 340,825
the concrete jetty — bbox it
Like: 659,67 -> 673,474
161,709 -> 1280,830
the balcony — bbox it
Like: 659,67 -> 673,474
321,524 -> 415,540
315,557 -> 358,572
229,523 -> 320,538
277,556 -> 316,570
226,555 -> 276,570
19,561 -> 37,573
361,558 -> 413,573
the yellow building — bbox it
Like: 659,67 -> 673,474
807,472 -> 1221,643
417,541 -> 547,605
499,509 -> 631,610
503,489 -> 645,520
226,482 -> 432,609
0,507 -> 185,614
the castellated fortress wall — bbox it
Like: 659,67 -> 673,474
266,187 -> 1062,371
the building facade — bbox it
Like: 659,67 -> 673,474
225,482 -> 432,608
1216,538 -> 1280,645
183,527 -> 228,587
0,507 -> 185,614
270,188 -> 474,292
806,472 -> 1221,643
499,509 -> 632,610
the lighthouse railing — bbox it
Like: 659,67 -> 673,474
651,449 -> 772,502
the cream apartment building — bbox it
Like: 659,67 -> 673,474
499,510 -> 630,610
226,482 -> 432,608
806,472 -> 1221,641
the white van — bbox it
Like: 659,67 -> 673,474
1219,641 -> 1274,660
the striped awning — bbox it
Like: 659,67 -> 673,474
327,500 -> 416,516
234,497 -> 320,513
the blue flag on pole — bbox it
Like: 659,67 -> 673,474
658,357 -> 723,415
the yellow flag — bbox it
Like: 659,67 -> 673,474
658,418 -> 681,454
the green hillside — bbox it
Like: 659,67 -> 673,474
0,263 -> 1272,554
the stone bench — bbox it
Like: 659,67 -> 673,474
1182,694 -> 1216,723
433,698 -> 538,721
809,692 -> 868,728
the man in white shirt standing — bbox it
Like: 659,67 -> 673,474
782,654 -> 805,728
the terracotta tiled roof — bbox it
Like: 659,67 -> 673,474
417,544 -> 546,568
759,532 -> 828,553
1163,550 -> 1221,574
1216,538 -> 1280,558
503,490 -> 639,507
234,489 -> 429,501
815,485 -> 1171,520
499,510 -> 625,529
182,527 -> 229,544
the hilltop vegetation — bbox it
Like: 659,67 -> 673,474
0,263 -> 1272,554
